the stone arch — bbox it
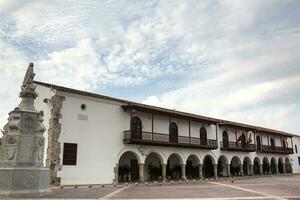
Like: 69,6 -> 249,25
285,157 -> 293,173
144,152 -> 163,181
262,157 -> 270,175
202,155 -> 216,178
186,154 -> 200,179
243,156 -> 252,175
217,155 -> 229,177
253,157 -> 261,175
230,156 -> 242,176
118,151 -> 140,182
278,157 -> 284,174
117,149 -> 142,164
167,153 -> 183,180
270,157 -> 277,174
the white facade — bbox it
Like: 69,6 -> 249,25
34,83 -> 300,185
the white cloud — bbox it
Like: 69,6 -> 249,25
1,0 -> 300,135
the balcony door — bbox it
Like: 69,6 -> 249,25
270,138 -> 275,148
131,116 -> 142,140
223,131 -> 229,148
241,134 -> 246,148
256,136 -> 261,150
169,122 -> 178,143
200,127 -> 207,145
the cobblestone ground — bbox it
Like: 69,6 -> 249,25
16,174 -> 300,200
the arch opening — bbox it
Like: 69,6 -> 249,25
285,158 -> 293,174
167,154 -> 182,180
263,157 -> 270,175
243,157 -> 252,176
230,156 -> 241,176
118,151 -> 139,182
253,157 -> 261,175
278,158 -> 284,174
203,155 -> 215,178
217,156 -> 228,177
144,152 -> 162,181
270,158 -> 277,174
186,155 -> 199,179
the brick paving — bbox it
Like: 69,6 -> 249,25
15,174 -> 300,199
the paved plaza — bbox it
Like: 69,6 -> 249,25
15,174 -> 300,200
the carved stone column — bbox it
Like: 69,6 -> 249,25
162,163 -> 167,182
213,164 -> 218,178
139,163 -> 144,182
226,164 -> 231,177
0,63 -> 52,197
198,164 -> 203,179
46,95 -> 65,185
113,163 -> 119,183
181,163 -> 186,180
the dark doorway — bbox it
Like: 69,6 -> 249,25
169,122 -> 178,143
186,155 -> 199,179
253,158 -> 260,175
262,158 -> 270,175
270,158 -> 277,174
278,158 -> 284,174
118,151 -> 139,182
203,156 -> 214,178
167,154 -> 181,180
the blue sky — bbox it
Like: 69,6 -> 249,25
1,0 -> 300,135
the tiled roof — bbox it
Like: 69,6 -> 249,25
34,81 -> 296,137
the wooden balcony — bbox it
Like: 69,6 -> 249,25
123,130 -> 218,149
259,145 -> 293,154
220,141 -> 256,152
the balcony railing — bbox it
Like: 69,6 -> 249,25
123,130 -> 218,149
259,145 -> 293,154
220,141 -> 256,152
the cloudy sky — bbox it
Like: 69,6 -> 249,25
1,0 -> 300,135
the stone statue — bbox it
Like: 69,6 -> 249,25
0,63 -> 52,197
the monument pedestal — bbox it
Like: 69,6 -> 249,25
0,63 -> 52,197
0,167 -> 52,197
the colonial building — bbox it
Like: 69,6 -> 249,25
30,80 -> 300,186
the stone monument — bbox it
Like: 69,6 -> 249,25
0,63 -> 52,197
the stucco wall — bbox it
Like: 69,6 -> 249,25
34,84 -> 300,185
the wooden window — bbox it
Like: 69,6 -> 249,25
63,143 -> 77,165
295,145 -> 298,154
298,157 -> 300,166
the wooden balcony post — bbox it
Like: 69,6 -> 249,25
151,113 -> 154,142
188,120 -> 191,144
